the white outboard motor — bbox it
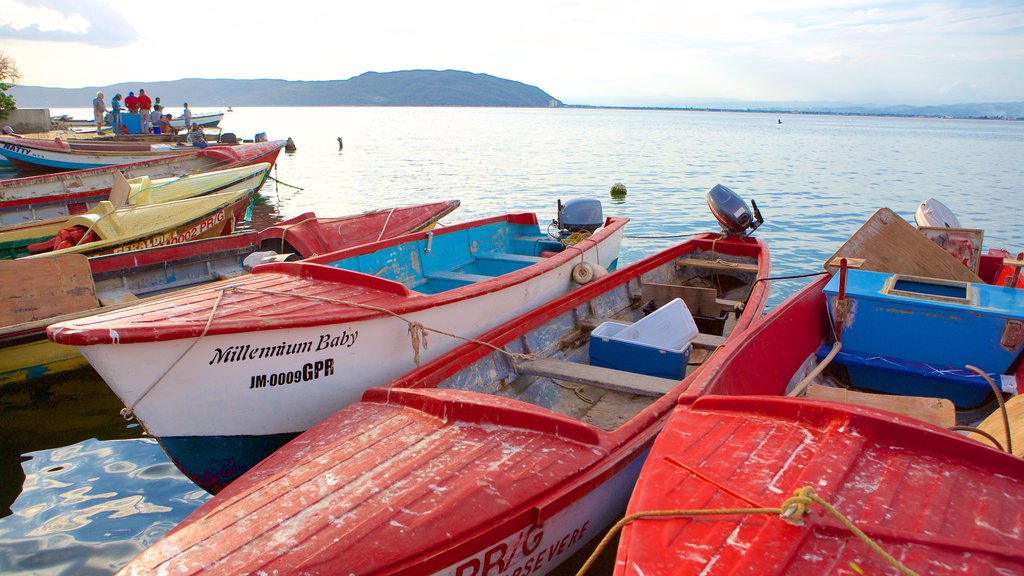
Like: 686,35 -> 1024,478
706,184 -> 762,237
915,198 -> 960,228
553,198 -> 604,237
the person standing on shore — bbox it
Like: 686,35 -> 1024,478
92,92 -> 107,133
137,88 -> 153,133
110,93 -> 123,135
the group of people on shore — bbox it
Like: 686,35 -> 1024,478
92,90 -> 201,145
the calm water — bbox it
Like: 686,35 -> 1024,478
1,107 -> 1021,574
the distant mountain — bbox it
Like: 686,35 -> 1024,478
9,70 -> 564,108
8,69 -> 1021,119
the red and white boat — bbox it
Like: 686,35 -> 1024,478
0,140 -> 286,227
0,200 -> 460,386
50,199 -> 628,491
113,187 -> 770,575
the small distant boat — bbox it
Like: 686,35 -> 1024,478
113,187 -> 770,574
0,200 -> 460,386
50,200 -> 627,491
0,163 -> 272,259
614,209 -> 1024,576
0,140 -> 285,227
0,134 -> 240,172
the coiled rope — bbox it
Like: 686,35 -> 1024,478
576,486 -> 920,576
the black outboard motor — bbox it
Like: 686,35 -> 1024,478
706,184 -> 763,237
553,198 -> 604,238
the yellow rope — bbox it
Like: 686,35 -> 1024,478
561,230 -> 592,246
575,486 -> 920,576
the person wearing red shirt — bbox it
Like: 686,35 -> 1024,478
137,89 -> 153,132
124,91 -> 138,113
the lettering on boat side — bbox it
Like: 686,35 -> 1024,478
249,358 -> 335,389
2,143 -> 32,156
452,520 -> 590,576
113,211 -> 226,253
207,330 -> 359,365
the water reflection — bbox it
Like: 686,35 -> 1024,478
0,437 -> 208,575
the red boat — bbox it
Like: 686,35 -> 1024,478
113,190 -> 771,575
614,241 -> 1024,574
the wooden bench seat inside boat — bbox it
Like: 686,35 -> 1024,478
424,270 -> 494,289
473,252 -> 546,275
675,257 -> 759,274
515,357 -> 679,397
641,282 -> 740,318
475,252 -> 546,264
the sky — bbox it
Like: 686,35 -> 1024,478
1,0 -> 1022,106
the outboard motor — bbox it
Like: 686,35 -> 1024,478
706,184 -> 763,237
553,198 -> 604,238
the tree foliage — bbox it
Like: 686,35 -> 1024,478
0,52 -> 22,121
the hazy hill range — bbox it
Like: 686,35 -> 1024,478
10,70 -> 563,108
8,68 -> 1022,119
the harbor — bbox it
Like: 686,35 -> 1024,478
0,105 -> 1022,575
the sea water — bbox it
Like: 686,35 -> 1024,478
1,107 -> 1021,574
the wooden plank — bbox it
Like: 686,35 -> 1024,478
968,394 -> 1024,456
515,357 -> 679,397
692,333 -> 727,349
0,254 -> 98,325
806,383 -> 955,428
676,258 -> 759,273
825,208 -> 983,283
642,283 -> 739,318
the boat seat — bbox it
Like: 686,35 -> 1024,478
675,258 -> 759,274
424,270 -> 493,289
475,252 -> 546,264
515,357 -> 679,397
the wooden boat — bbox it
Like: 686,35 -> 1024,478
0,163 -> 272,259
113,193 -> 770,574
614,212 -> 1024,576
50,200 -> 628,492
0,140 -> 285,226
0,134 -> 241,172
19,188 -> 254,259
0,200 -> 460,387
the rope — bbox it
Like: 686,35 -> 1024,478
227,286 -> 535,366
964,364 -> 1012,454
788,341 -> 842,397
266,175 -> 304,191
575,486 -> 920,576
950,425 -> 1006,452
376,206 -> 397,242
120,289 -> 228,420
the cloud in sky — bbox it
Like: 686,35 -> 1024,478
0,0 -> 137,46
2,0 -> 1022,106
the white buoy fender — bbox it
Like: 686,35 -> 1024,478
572,262 -> 608,284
